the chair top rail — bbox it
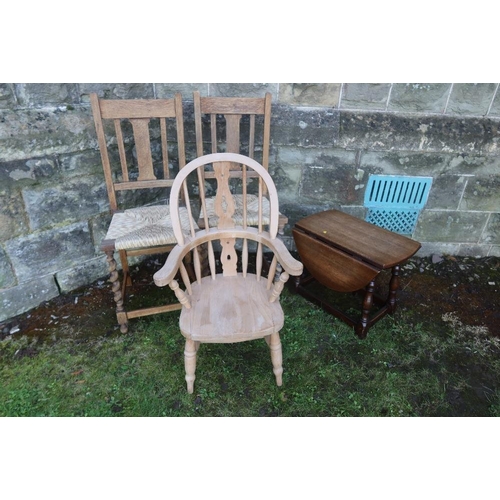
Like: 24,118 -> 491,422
196,94 -> 268,115
98,98 -> 178,119
90,93 -> 186,211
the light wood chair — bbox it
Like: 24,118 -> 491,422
90,92 -> 195,333
153,153 -> 303,394
193,91 -> 288,234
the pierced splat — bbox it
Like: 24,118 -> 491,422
213,160 -> 236,229
213,160 -> 238,276
220,238 -> 238,276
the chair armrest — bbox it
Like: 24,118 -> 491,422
153,227 -> 303,287
153,242 -> 191,287
256,232 -> 303,277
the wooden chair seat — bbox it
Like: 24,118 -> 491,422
179,273 -> 284,343
104,205 -> 198,250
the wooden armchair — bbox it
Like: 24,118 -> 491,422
90,93 -> 195,333
153,153 -> 303,394
193,91 -> 288,234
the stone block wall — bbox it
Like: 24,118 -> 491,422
1,83 -> 499,322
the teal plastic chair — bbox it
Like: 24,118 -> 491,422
364,175 -> 432,235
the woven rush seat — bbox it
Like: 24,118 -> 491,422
199,194 -> 270,228
105,205 -> 198,250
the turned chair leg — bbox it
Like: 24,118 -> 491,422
119,249 -> 132,287
184,339 -> 200,394
105,250 -> 128,334
266,333 -> 283,386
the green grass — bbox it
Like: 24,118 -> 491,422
2,288 -> 500,417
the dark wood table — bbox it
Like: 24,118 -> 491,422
292,209 -> 421,338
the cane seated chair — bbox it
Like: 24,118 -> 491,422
90,92 -> 197,333
193,91 -> 288,234
153,153 -> 303,394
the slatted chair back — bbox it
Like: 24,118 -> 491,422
90,93 -> 186,212
194,91 -> 271,169
193,91 -> 290,234
89,93 -> 190,334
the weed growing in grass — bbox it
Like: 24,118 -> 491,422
1,288 -> 500,417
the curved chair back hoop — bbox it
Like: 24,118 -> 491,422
169,153 -> 280,245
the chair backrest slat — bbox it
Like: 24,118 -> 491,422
114,179 -> 174,191
193,247 -> 202,284
225,114 -> 242,156
193,92 -> 273,234
196,167 -> 211,230
258,177 -> 263,233
242,238 -> 249,278
249,114 -> 256,159
90,92 -> 185,212
179,262 -> 192,296
262,93 -> 271,170
114,119 -> 129,182
194,94 -> 204,157
210,114 -> 217,154
174,94 -> 186,169
160,118 -> 169,179
242,162 -> 247,230
267,255 -> 278,290
181,180 -> 197,238
208,241 -> 217,280
256,242 -> 263,281
221,237 -> 238,277
130,118 -> 156,181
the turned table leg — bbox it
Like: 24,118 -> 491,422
356,279 -> 375,339
388,265 -> 401,314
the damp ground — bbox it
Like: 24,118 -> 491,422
1,253 -> 499,417
2,253 -> 498,342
